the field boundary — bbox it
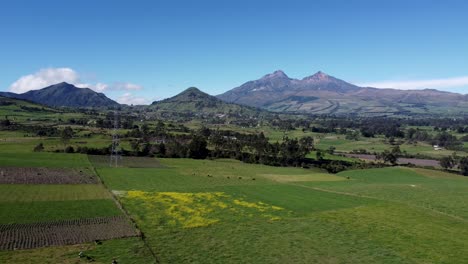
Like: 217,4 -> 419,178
91,164 -> 161,263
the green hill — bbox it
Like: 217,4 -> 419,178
150,87 -> 264,116
0,82 -> 118,108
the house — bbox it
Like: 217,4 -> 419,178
433,145 -> 443,151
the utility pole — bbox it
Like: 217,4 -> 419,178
110,110 -> 121,167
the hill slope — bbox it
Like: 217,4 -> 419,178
0,82 -> 119,108
150,87 -> 263,116
218,71 -> 468,116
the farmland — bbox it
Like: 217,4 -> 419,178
1,102 -> 468,263
0,145 -> 151,263
98,159 -> 468,264
0,216 -> 137,250
0,141 -> 467,263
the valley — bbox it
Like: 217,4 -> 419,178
0,94 -> 467,263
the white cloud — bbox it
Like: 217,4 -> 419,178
117,93 -> 150,105
112,82 -> 143,91
358,76 -> 468,90
9,68 -> 80,93
9,67 -> 143,93
75,82 -> 109,92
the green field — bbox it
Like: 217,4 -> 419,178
316,135 -> 468,158
0,152 -> 92,167
1,112 -> 468,263
0,145 -> 155,263
303,167 -> 468,220
0,199 -> 122,224
0,184 -> 111,202
97,158 -> 468,263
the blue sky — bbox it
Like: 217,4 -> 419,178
1,0 -> 467,104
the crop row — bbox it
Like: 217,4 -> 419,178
0,216 -> 138,250
0,167 -> 97,184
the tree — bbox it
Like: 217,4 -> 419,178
154,120 -> 166,136
188,135 -> 209,159
460,157 -> 468,176
33,143 -> 44,152
440,156 -> 455,170
61,126 -> 74,150
377,150 -> 398,165
64,146 -> 75,153
156,142 -> 166,156
316,150 -> 324,161
299,136 -> 314,156
141,123 -> 150,139
130,140 -> 141,155
0,118 -> 11,127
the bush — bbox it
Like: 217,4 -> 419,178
33,143 -> 44,152
64,146 -> 75,153
460,157 -> 468,176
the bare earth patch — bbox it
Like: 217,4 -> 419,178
0,167 -> 97,184
345,154 -> 440,167
259,173 -> 345,182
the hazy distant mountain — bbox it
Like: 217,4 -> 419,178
0,82 -> 118,108
150,87 -> 263,115
218,71 -> 468,116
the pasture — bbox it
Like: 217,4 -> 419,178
1,128 -> 467,263
99,158 -> 468,264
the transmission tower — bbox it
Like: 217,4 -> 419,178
110,110 -> 122,167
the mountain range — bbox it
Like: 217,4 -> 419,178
1,71 -> 467,116
217,71 -> 468,116
0,82 -> 118,108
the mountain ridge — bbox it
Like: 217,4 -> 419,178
0,82 -> 119,108
217,70 -> 468,116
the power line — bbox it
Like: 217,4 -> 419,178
110,110 -> 122,167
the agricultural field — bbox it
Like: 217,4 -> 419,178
0,216 -> 137,250
1,105 -> 468,263
316,134 -> 468,158
99,158 -> 468,264
89,155 -> 163,168
0,147 -> 153,263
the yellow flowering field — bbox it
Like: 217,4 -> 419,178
123,191 -> 287,229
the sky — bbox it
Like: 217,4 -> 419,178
1,0 -> 468,104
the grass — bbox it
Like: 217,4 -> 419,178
99,167 -> 270,192
2,118 -> 468,264
89,155 -> 163,168
318,203 -> 468,264
297,167 -> 468,220
0,199 -> 122,224
258,172 -> 344,182
98,158 -> 333,192
306,150 -> 359,162
0,184 -> 111,202
0,152 -> 92,167
99,159 -> 468,263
